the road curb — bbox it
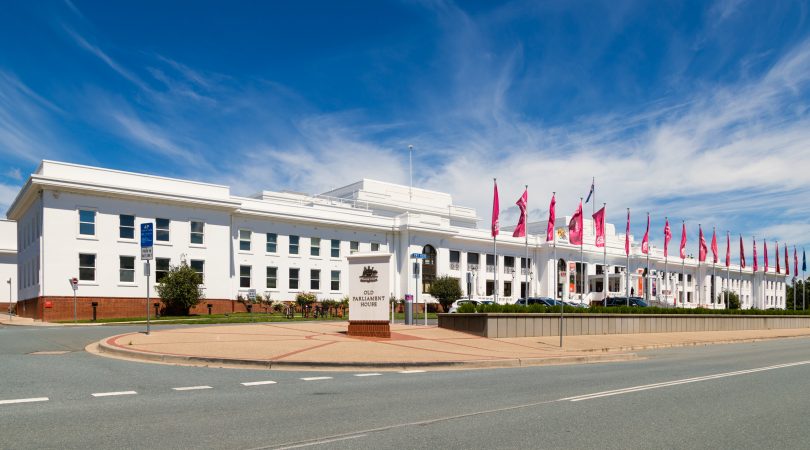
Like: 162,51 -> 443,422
568,334 -> 810,353
94,333 -> 639,371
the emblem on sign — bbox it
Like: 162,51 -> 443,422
359,266 -> 379,283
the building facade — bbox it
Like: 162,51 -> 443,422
6,161 -> 786,321
0,219 -> 16,312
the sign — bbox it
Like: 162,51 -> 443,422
347,253 -> 392,322
70,277 -> 78,291
404,294 -> 413,302
140,223 -> 154,260
410,253 -> 427,259
247,289 -> 257,301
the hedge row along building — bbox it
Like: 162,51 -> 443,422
5,161 -> 786,321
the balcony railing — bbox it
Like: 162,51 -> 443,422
486,265 -> 495,273
450,262 -> 460,270
468,264 -> 479,272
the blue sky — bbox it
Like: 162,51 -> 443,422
1,0 -> 809,262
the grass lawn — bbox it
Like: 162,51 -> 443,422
59,312 -> 348,325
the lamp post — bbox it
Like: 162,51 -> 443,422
6,277 -> 11,320
408,145 -> 413,202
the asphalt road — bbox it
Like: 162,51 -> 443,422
2,323 -> 810,449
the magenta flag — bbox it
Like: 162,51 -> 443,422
679,222 -> 687,259
641,213 -> 650,254
795,246 -> 799,277
512,188 -> 528,238
664,219 -> 672,257
491,180 -> 500,238
776,242 -> 781,273
764,240 -> 769,272
698,226 -> 708,262
753,238 -> 758,272
546,194 -> 556,242
711,228 -> 718,264
592,206 -> 606,248
625,209 -> 631,256
568,201 -> 583,245
739,235 -> 746,269
785,245 -> 790,276
725,232 -> 731,267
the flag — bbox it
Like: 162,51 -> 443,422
679,222 -> 687,259
803,248 -> 806,272
711,228 -> 718,264
568,201 -> 583,245
739,235 -> 746,269
625,209 -> 631,256
785,245 -> 790,276
491,180 -> 500,238
697,226 -> 707,262
641,213 -> 650,254
546,193 -> 556,242
585,178 -> 594,204
776,242 -> 781,273
725,232 -> 730,267
512,188 -> 528,238
753,238 -> 758,272
795,247 -> 799,278
592,206 -> 606,247
664,219 -> 672,257
764,240 -> 769,272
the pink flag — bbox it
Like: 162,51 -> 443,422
776,242 -> 781,273
753,238 -> 758,272
739,235 -> 746,269
592,207 -> 606,248
764,240 -> 769,272
664,219 -> 672,257
546,193 -> 556,242
641,213 -> 650,254
568,201 -> 583,245
491,180 -> 500,238
795,246 -> 799,277
625,209 -> 631,256
725,232 -> 731,267
679,222 -> 687,259
711,228 -> 718,264
785,245 -> 790,276
512,188 -> 528,238
698,226 -> 708,262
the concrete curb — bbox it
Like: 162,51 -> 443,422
566,333 -> 810,353
94,333 -> 639,371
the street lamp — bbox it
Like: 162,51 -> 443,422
6,277 -> 11,320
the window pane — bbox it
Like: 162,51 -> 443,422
266,267 -> 277,289
120,270 -> 134,283
240,229 -> 251,240
190,233 -> 204,245
240,266 -> 251,277
156,230 -> 170,241
350,241 -> 359,253
331,270 -> 340,291
266,233 -> 277,253
290,235 -> 299,254
120,256 -> 135,270
311,237 -> 320,256
190,260 -> 204,283
156,218 -> 170,229
79,210 -> 95,223
120,214 -> 134,227
289,268 -> 299,289
191,221 -> 204,233
310,269 -> 320,290
79,267 -> 95,281
79,223 -> 95,235
371,242 -> 380,251
79,254 -> 96,267
120,227 -> 134,239
331,239 -> 340,258
156,258 -> 170,271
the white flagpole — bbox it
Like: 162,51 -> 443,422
665,217 -> 669,308
603,203 -> 607,307
698,224 -> 702,307
726,231 -> 730,309
525,184 -> 529,299
712,226 -> 716,309
646,212 -> 650,304
626,208 -> 630,307
681,220 -> 686,308
580,197 -> 585,303
493,179 -> 498,305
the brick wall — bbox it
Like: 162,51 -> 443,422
15,296 -> 239,322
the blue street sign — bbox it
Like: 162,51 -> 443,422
410,253 -> 427,259
141,223 -> 154,248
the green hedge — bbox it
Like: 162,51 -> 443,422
455,303 -> 810,315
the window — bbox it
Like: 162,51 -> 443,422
190,260 -> 204,284
119,215 -> 135,239
331,239 -> 340,258
156,218 -> 170,242
119,256 -> 135,283
266,233 -> 277,253
450,251 -> 460,270
289,235 -> 299,255
331,270 -> 340,291
467,252 -> 479,270
486,280 -> 495,296
311,237 -> 321,256
371,242 -> 380,252
504,256 -> 515,270
289,268 -> 300,290
486,254 -> 495,272
504,281 -> 512,297
156,258 -> 170,283
190,221 -> 204,245
79,210 -> 95,236
239,229 -> 252,251
240,265 -> 251,288
521,258 -> 531,274
310,269 -> 321,290
350,241 -> 359,253
79,254 -> 96,281
266,267 -> 277,289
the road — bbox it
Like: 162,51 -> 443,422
1,323 -> 809,449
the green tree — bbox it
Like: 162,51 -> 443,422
719,290 -> 740,310
156,263 -> 204,315
429,276 -> 463,313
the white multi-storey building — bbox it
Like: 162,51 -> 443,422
0,219 -> 16,311
6,160 -> 786,321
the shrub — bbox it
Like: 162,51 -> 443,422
719,290 -> 740,310
156,263 -> 204,316
429,276 -> 463,313
295,292 -> 317,308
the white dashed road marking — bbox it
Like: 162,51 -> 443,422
354,373 -> 381,377
300,377 -> 333,381
398,370 -> 426,374
241,381 -> 278,386
92,391 -> 137,397
172,386 -> 213,391
0,397 -> 49,405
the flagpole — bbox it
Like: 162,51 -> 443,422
698,224 -> 702,307
553,192 -> 563,348
626,208 -> 630,307
646,212 -> 650,304
603,203 -> 607,307
665,217 -> 669,308
493,178 -> 498,304
802,250 -> 805,310
726,231 -> 730,309
592,177 -> 595,216
681,220 -> 685,308
525,185 -> 529,299
712,226 -> 716,309
580,197 -> 584,303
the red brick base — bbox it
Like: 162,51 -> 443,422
14,296 -> 244,322
347,320 -> 391,338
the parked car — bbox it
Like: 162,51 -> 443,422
515,297 -> 559,307
448,299 -> 494,313
564,301 -> 588,308
604,296 -> 649,307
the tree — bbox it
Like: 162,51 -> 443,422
429,276 -> 463,313
719,290 -> 740,310
156,263 -> 204,315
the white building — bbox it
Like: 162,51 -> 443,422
6,160 -> 786,321
0,219 -> 16,311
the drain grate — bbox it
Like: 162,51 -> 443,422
28,351 -> 71,355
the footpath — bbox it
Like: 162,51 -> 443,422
88,321 -> 810,371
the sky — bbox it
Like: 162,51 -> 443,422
1,0 -> 809,263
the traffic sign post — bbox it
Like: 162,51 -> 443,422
69,277 -> 78,324
410,253 -> 426,326
141,223 -> 154,335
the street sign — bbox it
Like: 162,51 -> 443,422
140,223 -> 154,260
410,253 -> 427,259
70,277 -> 78,291
248,289 -> 257,301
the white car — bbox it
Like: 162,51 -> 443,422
448,299 -> 494,313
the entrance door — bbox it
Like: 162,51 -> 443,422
422,245 -> 437,293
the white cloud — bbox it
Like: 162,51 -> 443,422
0,182 -> 21,218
